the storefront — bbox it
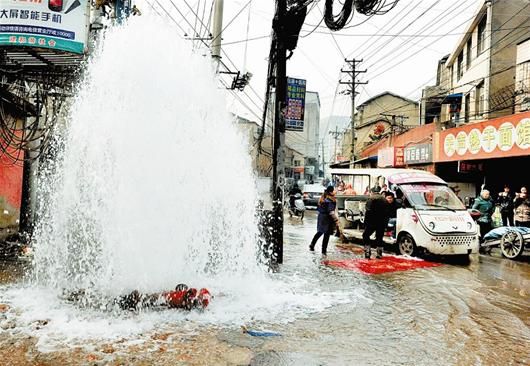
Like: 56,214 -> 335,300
293,166 -> 304,180
436,111 -> 530,199
377,147 -> 404,168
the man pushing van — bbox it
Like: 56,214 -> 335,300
363,186 -> 390,259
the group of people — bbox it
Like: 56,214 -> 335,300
472,185 -> 530,241
335,180 -> 358,195
310,184 -> 400,259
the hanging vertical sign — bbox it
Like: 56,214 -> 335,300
285,77 -> 306,131
0,0 -> 89,54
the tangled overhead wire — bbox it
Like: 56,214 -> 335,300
0,78 -> 70,166
324,0 -> 400,31
355,0 -> 400,15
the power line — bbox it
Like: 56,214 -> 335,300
362,0 -> 442,62
365,0 -> 476,71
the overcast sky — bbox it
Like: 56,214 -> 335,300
141,0 -> 481,136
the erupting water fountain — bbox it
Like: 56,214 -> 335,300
32,17 -> 262,303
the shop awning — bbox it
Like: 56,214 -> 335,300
353,155 -> 377,164
330,161 -> 350,168
441,93 -> 463,104
330,155 -> 377,168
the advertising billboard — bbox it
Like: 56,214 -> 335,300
377,146 -> 404,167
285,77 -> 306,132
0,0 -> 89,54
404,143 -> 432,165
438,111 -> 530,162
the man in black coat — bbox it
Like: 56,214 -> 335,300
363,186 -> 390,259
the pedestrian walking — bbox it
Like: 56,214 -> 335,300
514,186 -> 530,227
363,186 -> 389,259
472,190 -> 494,241
309,186 -> 340,255
497,184 -> 514,226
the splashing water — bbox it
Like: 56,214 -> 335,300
0,17 -> 358,348
33,18 -> 263,296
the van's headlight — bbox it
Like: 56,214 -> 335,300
428,222 -> 435,230
467,222 -> 473,230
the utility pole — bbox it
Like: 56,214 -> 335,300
381,113 -> 409,145
19,132 -> 38,240
211,0 -> 224,73
329,126 -> 344,162
271,0 -> 287,264
340,59 -> 367,163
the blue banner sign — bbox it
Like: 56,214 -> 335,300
285,77 -> 306,132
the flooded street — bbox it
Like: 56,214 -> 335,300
277,211 -> 530,365
1,210 -> 529,365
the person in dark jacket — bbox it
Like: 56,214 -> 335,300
472,190 -> 495,241
497,184 -> 514,226
363,186 -> 389,259
288,182 -> 302,210
309,186 -> 340,255
384,191 -> 400,239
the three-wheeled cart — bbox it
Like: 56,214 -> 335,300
481,227 -> 530,259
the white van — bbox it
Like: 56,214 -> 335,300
330,168 -> 479,257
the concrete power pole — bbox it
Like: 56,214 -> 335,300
211,0 -> 224,73
19,118 -> 39,239
329,126 -> 343,162
321,139 -> 325,178
340,59 -> 367,163
271,0 -> 287,264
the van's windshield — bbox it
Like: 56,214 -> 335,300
400,183 -> 465,211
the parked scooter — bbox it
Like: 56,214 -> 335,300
288,193 -> 305,220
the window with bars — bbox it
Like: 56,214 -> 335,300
477,16 -> 487,55
518,61 -> 530,111
457,52 -> 464,80
466,38 -> 472,69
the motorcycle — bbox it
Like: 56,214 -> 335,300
287,193 -> 305,220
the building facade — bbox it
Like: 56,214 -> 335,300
285,91 -> 320,182
233,115 -> 273,177
515,38 -> 530,113
423,0 -> 530,126
341,91 -> 420,160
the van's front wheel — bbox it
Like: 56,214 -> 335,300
398,233 -> 417,256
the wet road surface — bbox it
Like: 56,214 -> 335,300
272,211 -> 530,365
0,210 -> 529,365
